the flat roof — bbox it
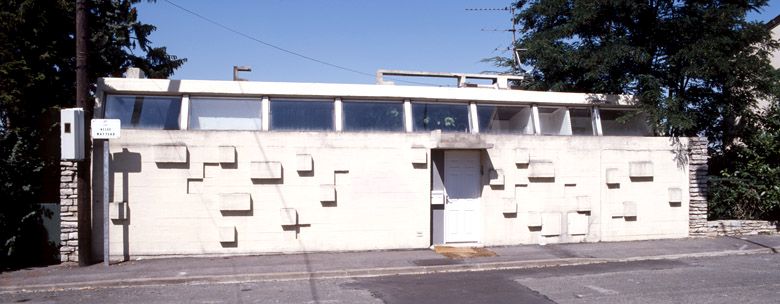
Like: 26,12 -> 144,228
98,77 -> 637,107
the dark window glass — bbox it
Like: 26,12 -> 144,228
600,109 -> 652,136
477,105 -> 533,134
342,101 -> 404,132
412,103 -> 469,132
105,95 -> 180,129
270,99 -> 333,131
570,108 -> 594,135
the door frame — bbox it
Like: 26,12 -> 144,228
440,149 -> 483,244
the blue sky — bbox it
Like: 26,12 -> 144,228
136,1 -> 780,84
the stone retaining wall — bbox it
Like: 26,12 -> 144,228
706,220 -> 779,236
59,161 -> 79,263
688,137 -> 709,236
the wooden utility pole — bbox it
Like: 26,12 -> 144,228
75,0 -> 92,265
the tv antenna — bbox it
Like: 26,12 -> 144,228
466,6 -> 525,71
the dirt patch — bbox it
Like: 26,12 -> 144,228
434,246 -> 497,259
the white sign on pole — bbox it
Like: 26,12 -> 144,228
91,119 -> 121,139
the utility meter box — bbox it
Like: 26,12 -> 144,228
60,108 -> 85,160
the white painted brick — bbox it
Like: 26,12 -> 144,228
153,145 -> 187,163
219,146 -> 236,163
567,213 -> 589,235
320,184 -> 336,202
541,213 -> 561,236
411,148 -> 427,164
502,198 -> 517,213
489,169 -> 505,186
297,154 -> 313,172
668,187 -> 682,203
576,196 -> 591,212
280,208 -> 297,226
514,148 -> 529,165
109,202 -> 128,220
629,161 -> 653,178
188,162 -> 204,178
250,161 -> 282,179
218,226 -> 236,243
527,212 -> 542,227
218,193 -> 251,211
623,201 -> 637,217
529,161 -> 555,178
606,168 -> 620,184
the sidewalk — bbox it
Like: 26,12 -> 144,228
1,235 -> 778,293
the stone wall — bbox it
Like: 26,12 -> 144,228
707,220 -> 779,236
59,161 -> 79,263
688,137 -> 709,236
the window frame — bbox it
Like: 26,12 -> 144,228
340,99 -> 406,132
104,94 -> 182,130
188,97 -> 263,131
475,104 -> 534,134
269,98 -> 335,131
410,101 -> 471,133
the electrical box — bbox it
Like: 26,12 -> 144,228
60,108 -> 85,160
430,190 -> 445,205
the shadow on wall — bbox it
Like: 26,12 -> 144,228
110,148 -> 141,262
670,136 -> 689,169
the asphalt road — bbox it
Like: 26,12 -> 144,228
2,253 -> 778,304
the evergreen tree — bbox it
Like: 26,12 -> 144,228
0,0 -> 185,269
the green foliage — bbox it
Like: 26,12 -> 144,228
506,0 -> 778,142
0,0 -> 185,269
500,0 -> 780,221
710,101 -> 780,220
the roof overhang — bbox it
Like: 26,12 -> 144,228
98,77 -> 638,107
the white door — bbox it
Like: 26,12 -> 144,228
443,150 -> 481,243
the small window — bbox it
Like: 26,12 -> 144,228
270,99 -> 333,131
189,98 -> 261,130
569,108 -> 594,135
600,109 -> 652,136
105,95 -> 181,129
477,105 -> 533,134
412,103 -> 469,132
342,100 -> 404,132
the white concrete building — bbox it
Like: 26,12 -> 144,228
77,71 -> 704,261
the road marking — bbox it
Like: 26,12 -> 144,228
584,284 -> 619,295
739,245 -> 748,250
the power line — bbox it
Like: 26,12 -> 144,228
161,0 -> 445,86
465,8 -> 510,11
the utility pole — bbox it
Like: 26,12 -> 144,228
75,0 -> 92,266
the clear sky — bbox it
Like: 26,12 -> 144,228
136,0 -> 780,85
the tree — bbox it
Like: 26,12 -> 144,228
493,0 -> 780,221
709,95 -> 780,220
0,0 -> 185,269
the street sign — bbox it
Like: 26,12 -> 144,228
91,119 -> 121,139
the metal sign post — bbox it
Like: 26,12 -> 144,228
91,119 -> 121,266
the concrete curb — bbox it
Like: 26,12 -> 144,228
1,248 -> 774,294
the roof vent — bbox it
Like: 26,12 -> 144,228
125,67 -> 145,79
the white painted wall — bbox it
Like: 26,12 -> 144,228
478,135 -> 689,246
100,130 -> 690,259
104,131 -> 432,257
